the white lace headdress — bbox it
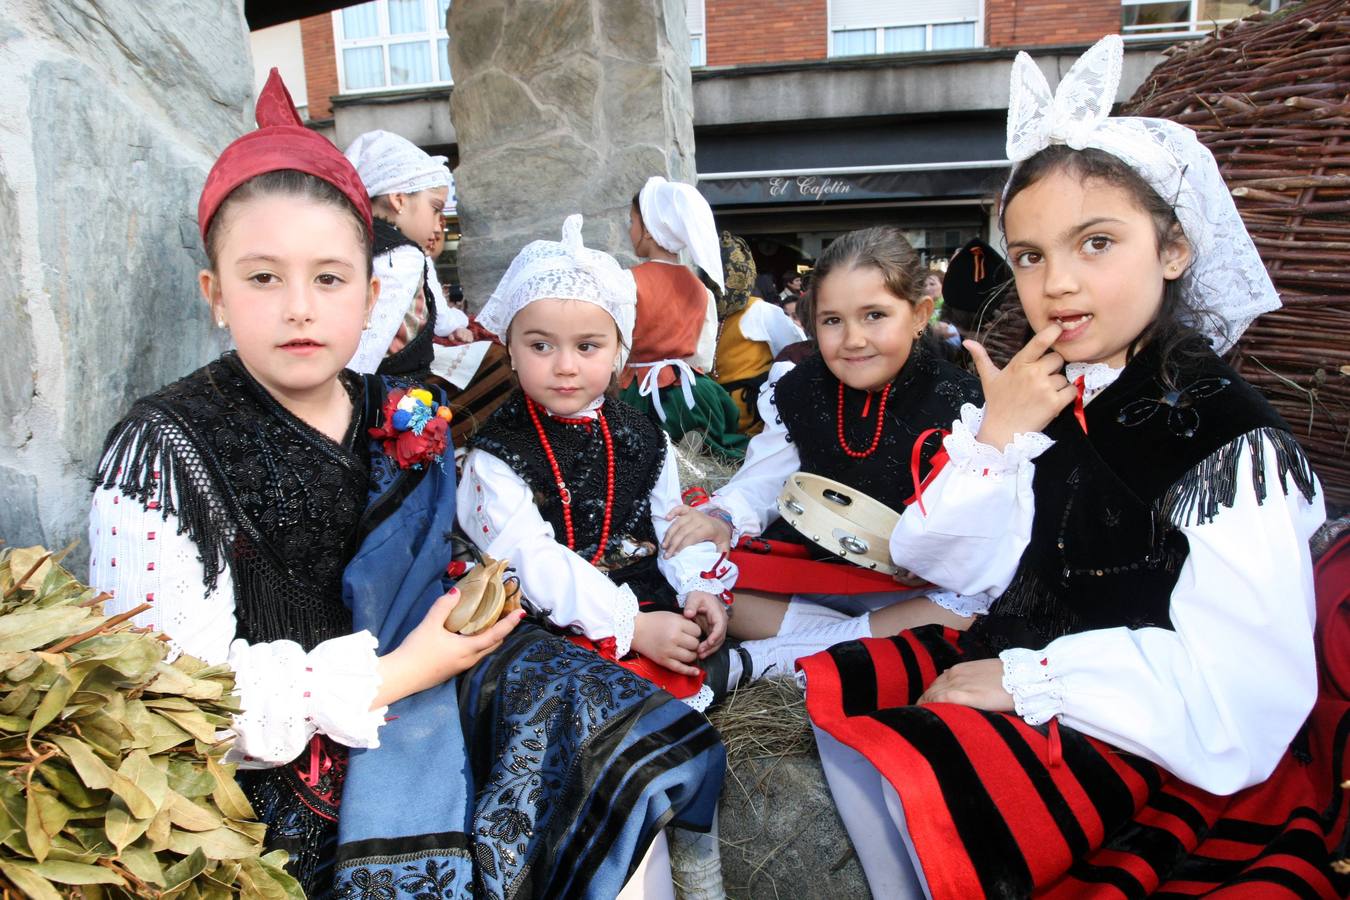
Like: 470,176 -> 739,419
344,129 -> 451,198
478,214 -> 636,349
1005,35 -> 1279,352
638,176 -> 726,291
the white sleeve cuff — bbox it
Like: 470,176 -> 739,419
612,584 -> 639,658
1000,647 -> 1065,727
677,577 -> 729,605
927,590 -> 992,618
305,630 -> 387,749
225,630 -> 386,767
945,404 -> 1055,477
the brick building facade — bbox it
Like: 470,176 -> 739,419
251,0 -> 1275,280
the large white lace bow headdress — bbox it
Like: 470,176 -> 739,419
1005,35 -> 1279,353
478,214 -> 635,349
638,176 -> 726,291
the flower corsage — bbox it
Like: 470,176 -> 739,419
368,387 -> 453,469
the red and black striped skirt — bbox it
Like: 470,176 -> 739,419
800,626 -> 1349,899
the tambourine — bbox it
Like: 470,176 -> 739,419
777,472 -> 901,574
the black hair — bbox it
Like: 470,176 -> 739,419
1000,145 -> 1209,381
204,169 -> 373,279
799,226 -> 927,342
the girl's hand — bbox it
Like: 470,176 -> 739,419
662,505 -> 733,557
449,327 -> 475,345
892,567 -> 929,588
964,323 -> 1076,451
373,588 -> 524,708
632,610 -> 702,676
916,659 -> 1014,712
683,591 -> 728,658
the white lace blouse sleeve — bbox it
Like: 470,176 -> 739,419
426,259 -> 469,337
688,288 -> 719,372
457,449 -> 640,655
348,244 -> 425,374
651,436 -> 738,600
1000,430 -> 1324,795
88,484 -> 385,768
889,403 -> 1054,597
711,360 -> 800,539
740,301 -> 807,357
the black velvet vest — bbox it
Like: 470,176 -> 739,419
773,343 -> 982,516
96,352 -> 372,650
372,219 -> 437,380
471,392 -> 674,603
971,339 -> 1317,653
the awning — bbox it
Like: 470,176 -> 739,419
694,112 -> 1009,207
699,161 -> 1008,207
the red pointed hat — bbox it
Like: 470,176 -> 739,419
197,68 -> 372,241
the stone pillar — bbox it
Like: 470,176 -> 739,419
448,0 -> 696,306
0,1 -> 249,568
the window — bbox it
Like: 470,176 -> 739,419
829,1 -> 981,57
688,0 -> 706,66
1121,0 -> 1280,37
335,0 -> 453,92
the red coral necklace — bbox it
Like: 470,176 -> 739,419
836,381 -> 890,459
526,396 -> 615,565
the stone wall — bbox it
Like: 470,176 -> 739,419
448,0 -> 696,308
0,0 -> 247,570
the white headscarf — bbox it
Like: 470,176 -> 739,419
478,215 -> 636,352
344,129 -> 451,198
637,176 -> 725,291
1004,35 -> 1279,353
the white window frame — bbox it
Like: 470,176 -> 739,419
829,19 -> 981,56
1120,0 -> 1281,39
333,0 -> 453,94
825,1 -> 985,59
688,0 -> 706,67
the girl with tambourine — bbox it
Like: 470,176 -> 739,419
662,225 -> 985,691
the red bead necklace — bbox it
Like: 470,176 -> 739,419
836,381 -> 891,459
525,397 -> 615,565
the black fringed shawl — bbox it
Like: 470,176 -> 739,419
971,337 -> 1318,653
94,351 -> 371,649
470,392 -> 674,604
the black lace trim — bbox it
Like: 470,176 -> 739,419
471,393 -> 666,563
1159,427 -> 1318,527
94,353 -> 369,648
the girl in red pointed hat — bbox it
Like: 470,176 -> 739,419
88,70 -> 724,900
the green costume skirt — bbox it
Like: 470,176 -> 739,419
619,373 -> 749,461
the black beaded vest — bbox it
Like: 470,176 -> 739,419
96,352 -> 373,650
471,392 -> 673,603
372,219 -> 437,380
970,338 -> 1317,653
773,343 -> 983,516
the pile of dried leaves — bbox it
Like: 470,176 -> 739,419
0,546 -> 300,899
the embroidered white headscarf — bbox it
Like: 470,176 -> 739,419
1004,35 -> 1279,352
478,214 -> 636,354
344,129 -> 451,198
637,176 -> 725,291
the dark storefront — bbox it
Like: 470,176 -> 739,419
695,112 -> 1009,286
